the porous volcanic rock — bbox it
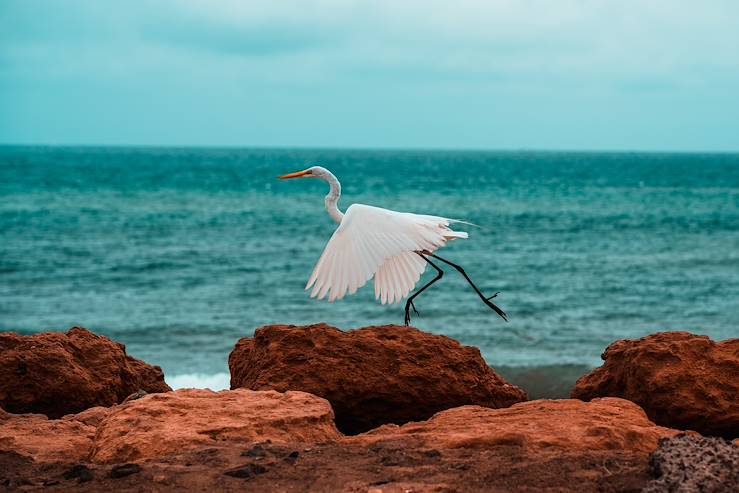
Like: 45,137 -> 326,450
0,406 -> 109,463
229,323 -> 527,434
643,434 -> 739,493
90,388 -> 341,463
0,327 -> 171,418
571,331 -> 739,438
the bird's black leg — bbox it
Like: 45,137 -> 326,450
427,253 -> 508,322
404,253 -> 444,326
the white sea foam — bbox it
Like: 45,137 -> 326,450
166,372 -> 230,391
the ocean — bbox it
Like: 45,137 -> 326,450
1,146 -> 738,395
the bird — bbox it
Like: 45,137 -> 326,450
279,165 -> 507,325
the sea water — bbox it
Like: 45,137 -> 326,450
1,146 -> 737,392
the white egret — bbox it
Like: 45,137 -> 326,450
279,166 -> 507,325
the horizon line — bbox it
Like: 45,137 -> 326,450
1,142 -> 738,156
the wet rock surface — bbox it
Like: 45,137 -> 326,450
229,323 -> 527,434
0,327 -> 170,418
643,434 -> 739,493
572,331 -> 739,438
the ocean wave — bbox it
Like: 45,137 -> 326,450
166,372 -> 230,391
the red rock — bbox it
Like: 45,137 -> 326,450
571,332 -> 739,438
1,397 -> 685,492
0,327 -> 171,418
0,406 -> 109,463
352,397 -> 678,455
229,324 -> 527,434
1,388 -> 339,467
90,388 -> 341,463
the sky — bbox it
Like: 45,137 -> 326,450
1,0 -> 738,151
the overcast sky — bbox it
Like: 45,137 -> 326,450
1,0 -> 738,151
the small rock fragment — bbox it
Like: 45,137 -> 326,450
224,463 -> 268,479
122,390 -> 148,403
284,450 -> 300,464
63,464 -> 94,483
109,463 -> 142,479
152,474 -> 168,484
241,443 -> 267,458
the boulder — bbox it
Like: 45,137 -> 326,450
0,406 -> 109,463
0,327 -> 171,418
571,332 -> 739,438
229,323 -> 527,434
90,388 -> 341,463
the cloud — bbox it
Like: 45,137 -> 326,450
155,0 -> 739,78
5,0 -> 739,82
1,0 -> 738,149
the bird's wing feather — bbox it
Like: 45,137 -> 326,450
374,250 -> 428,304
306,204 -> 468,303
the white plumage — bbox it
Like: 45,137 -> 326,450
279,166 -> 467,305
306,204 -> 468,303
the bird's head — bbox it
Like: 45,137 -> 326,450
278,166 -> 331,181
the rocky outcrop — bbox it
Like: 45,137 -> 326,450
229,323 -> 527,434
0,327 -> 171,418
6,325 -> 733,492
571,331 -> 739,438
0,397 -> 683,492
643,435 -> 739,493
90,388 -> 341,463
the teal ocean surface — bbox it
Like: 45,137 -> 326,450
1,146 -> 738,391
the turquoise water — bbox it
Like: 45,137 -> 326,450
1,146 -> 738,388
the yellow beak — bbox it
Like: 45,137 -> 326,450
278,169 -> 312,180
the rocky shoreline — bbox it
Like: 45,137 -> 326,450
1,324 -> 737,492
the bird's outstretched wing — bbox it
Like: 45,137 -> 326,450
306,204 -> 468,303
373,250 -> 428,304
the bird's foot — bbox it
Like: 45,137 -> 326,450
404,300 -> 420,326
410,300 -> 420,317
486,291 -> 500,301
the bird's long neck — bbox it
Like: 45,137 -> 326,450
323,171 -> 343,224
